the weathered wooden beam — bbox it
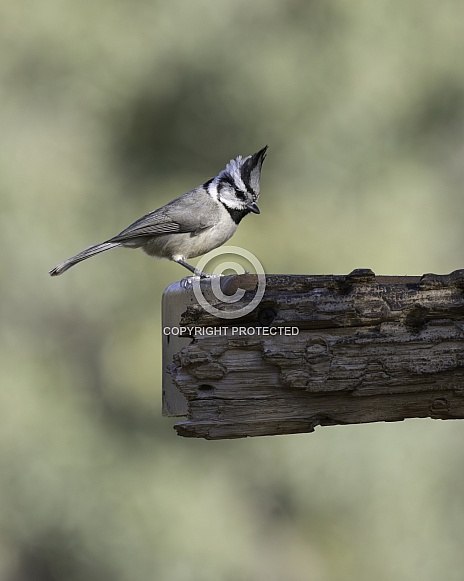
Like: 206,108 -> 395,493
162,269 -> 464,439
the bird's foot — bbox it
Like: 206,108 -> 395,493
181,272 -> 225,289
180,275 -> 199,290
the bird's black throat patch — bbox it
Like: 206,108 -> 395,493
223,205 -> 250,225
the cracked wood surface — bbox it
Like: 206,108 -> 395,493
165,269 -> 464,439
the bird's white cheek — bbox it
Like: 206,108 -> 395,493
219,197 -> 245,211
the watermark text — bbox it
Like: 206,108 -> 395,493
163,326 -> 300,337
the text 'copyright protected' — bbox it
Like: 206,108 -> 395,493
163,326 -> 300,337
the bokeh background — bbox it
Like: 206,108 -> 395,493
2,1 -> 464,579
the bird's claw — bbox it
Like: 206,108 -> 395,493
180,272 -> 224,289
180,276 -> 198,290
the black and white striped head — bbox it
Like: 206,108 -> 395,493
207,146 -> 268,222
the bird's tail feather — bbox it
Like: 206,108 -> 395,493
49,242 -> 121,276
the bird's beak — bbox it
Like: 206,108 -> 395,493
247,202 -> 260,214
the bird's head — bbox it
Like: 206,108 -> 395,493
212,146 -> 268,216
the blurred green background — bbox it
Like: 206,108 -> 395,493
2,0 -> 464,579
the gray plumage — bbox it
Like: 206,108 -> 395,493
49,146 -> 267,277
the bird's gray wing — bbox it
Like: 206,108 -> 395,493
110,189 -> 219,242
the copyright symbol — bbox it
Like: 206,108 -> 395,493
192,246 -> 266,320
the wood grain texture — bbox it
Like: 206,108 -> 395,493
166,269 -> 464,439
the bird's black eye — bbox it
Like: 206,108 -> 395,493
235,190 -> 246,200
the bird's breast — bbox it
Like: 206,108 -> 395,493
141,218 -> 238,260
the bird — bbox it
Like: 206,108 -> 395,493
49,146 -> 267,278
